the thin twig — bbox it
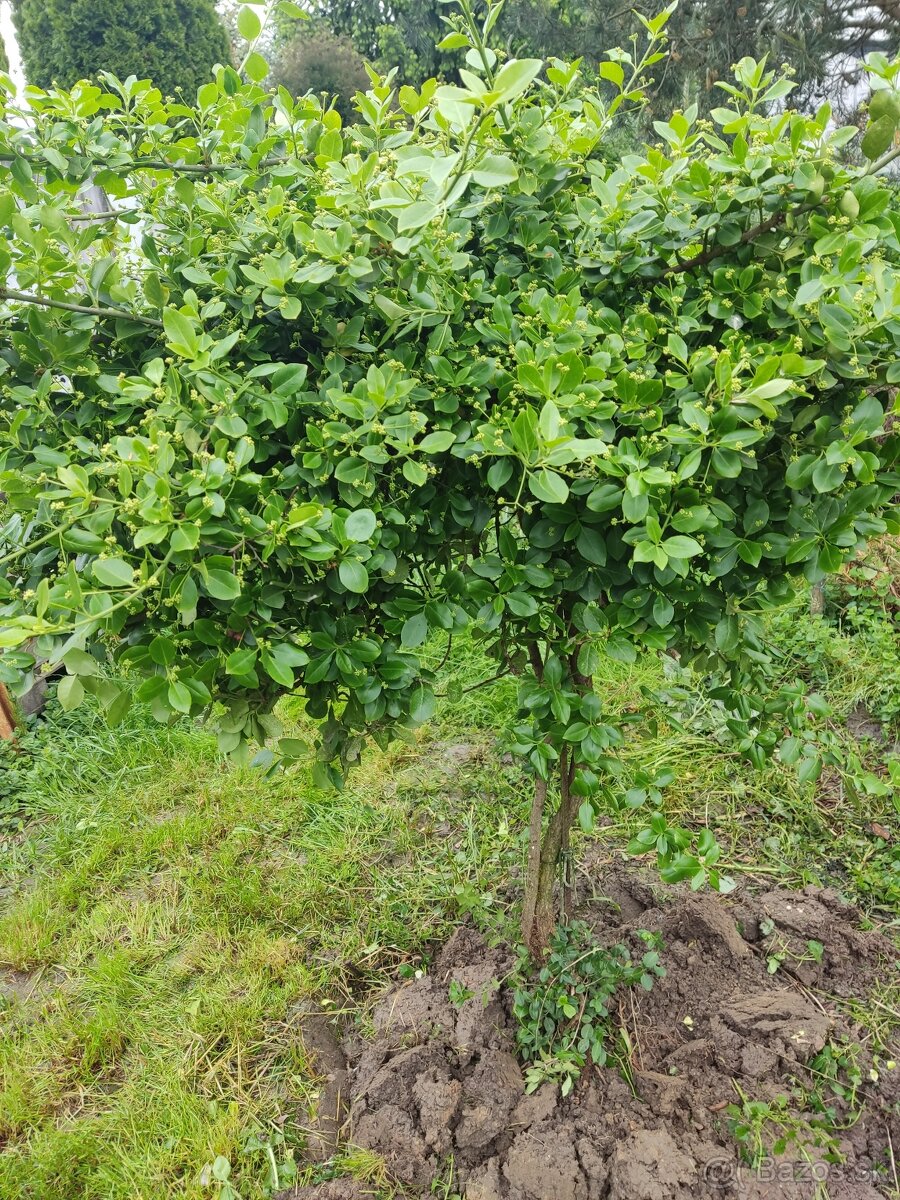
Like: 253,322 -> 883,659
0,152 -> 294,175
0,287 -> 163,329
70,211 -> 121,223
663,208 -> 790,276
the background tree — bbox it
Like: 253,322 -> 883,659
499,0 -> 899,117
13,0 -> 232,95
294,0 -> 899,119
272,21 -> 368,120
295,0 -> 463,82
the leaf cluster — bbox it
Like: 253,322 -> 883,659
513,920 -> 665,1094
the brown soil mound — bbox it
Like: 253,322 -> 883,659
284,868 -> 900,1199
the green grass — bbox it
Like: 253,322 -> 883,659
0,591 -> 897,1199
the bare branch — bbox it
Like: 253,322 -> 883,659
0,287 -> 164,328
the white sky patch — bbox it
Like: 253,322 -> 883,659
0,1 -> 24,94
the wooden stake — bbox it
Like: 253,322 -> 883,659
0,684 -> 17,739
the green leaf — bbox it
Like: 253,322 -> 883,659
472,154 -> 518,187
598,60 -> 624,86
261,649 -> 295,688
487,459 -> 513,491
798,754 -> 823,785
226,648 -> 257,676
409,684 -> 436,723
171,524 -> 200,552
244,52 -> 269,83
812,460 -> 844,492
278,736 -> 308,759
92,557 -> 135,588
538,400 -> 561,441
162,308 -> 199,358
861,113 -> 896,160
105,689 -> 132,727
714,615 -> 740,654
505,591 -> 539,617
344,508 -> 377,542
205,570 -> 241,600
339,560 -> 369,593
402,459 -> 428,486
401,613 -> 428,648
528,468 -> 569,504
57,674 -> 85,712
167,681 -> 192,714
397,201 -> 438,232
8,623 -> 51,651
237,5 -> 262,40
575,526 -> 607,566
62,648 -> 100,676
149,635 -> 176,666
418,430 -> 456,452
494,58 -> 543,100
437,32 -> 470,49
661,535 -> 702,559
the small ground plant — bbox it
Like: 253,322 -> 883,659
512,920 -> 664,1094
726,1088 -> 842,1168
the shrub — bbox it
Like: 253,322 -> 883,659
1,2 -> 899,955
12,0 -> 232,96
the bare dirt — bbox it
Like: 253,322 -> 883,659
282,866 -> 900,1200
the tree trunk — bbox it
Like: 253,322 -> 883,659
520,774 -> 547,948
520,750 -> 580,959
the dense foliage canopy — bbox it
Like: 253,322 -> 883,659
1,1 -> 899,948
12,0 -> 232,96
